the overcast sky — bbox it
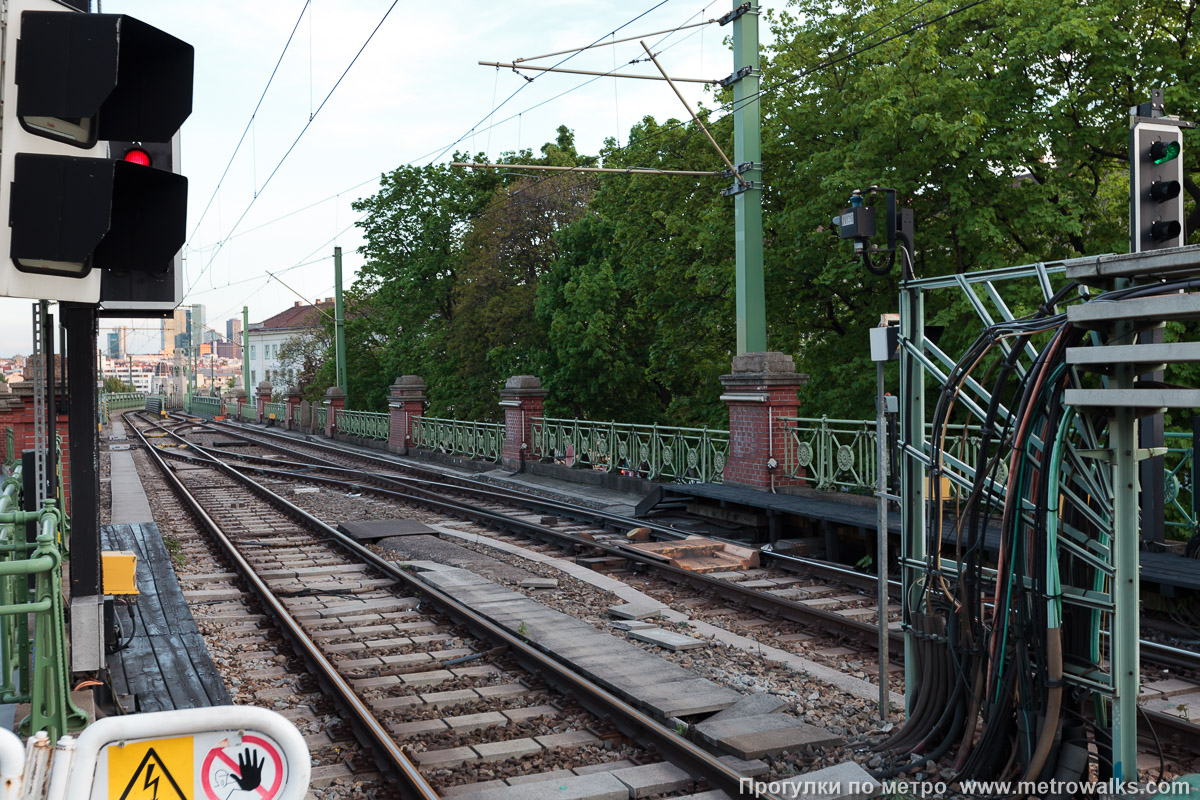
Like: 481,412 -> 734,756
0,0 -> 768,357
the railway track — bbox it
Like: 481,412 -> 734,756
126,412 -> 768,800
148,414 -> 1200,765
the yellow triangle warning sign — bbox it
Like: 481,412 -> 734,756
108,736 -> 193,800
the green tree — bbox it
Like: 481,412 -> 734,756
103,376 -> 134,393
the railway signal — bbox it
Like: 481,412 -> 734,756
1130,89 -> 1191,253
0,0 -> 194,304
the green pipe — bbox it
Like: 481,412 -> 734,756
0,556 -> 55,577
0,599 -> 51,616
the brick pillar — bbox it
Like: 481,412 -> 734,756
720,352 -> 808,490
500,376 -> 547,469
229,388 -> 246,419
388,376 -> 426,453
255,381 -> 273,423
324,386 -> 346,438
284,388 -> 302,431
0,383 -> 13,462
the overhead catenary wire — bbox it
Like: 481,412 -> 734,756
185,0 -> 313,255
185,0 -> 403,302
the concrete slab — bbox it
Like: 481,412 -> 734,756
724,726 -> 842,759
453,772 -> 630,800
610,620 -> 657,631
611,762 -> 692,798
573,760 -> 637,775
472,737 -> 543,763
608,602 -> 666,620
338,518 -> 436,541
774,762 -> 880,800
110,450 -> 153,524
717,756 -> 769,777
628,628 -> 706,651
506,769 -> 577,786
680,792 -> 732,800
520,578 -> 559,589
704,692 -> 788,723
636,679 -> 742,718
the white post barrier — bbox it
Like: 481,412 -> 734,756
46,706 -> 310,800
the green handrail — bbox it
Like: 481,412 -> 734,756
336,409 -> 389,440
264,401 -> 286,421
0,493 -> 86,743
531,417 -> 728,484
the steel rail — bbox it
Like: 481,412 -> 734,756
170,416 -> 1200,673
128,417 -> 441,800
130,413 -> 777,800
155,416 -> 908,657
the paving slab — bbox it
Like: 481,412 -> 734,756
628,628 -> 706,652
573,760 -> 637,775
453,773 -> 630,800
611,762 -> 692,798
774,762 -> 880,800
705,692 -> 788,723
110,450 -> 154,524
608,602 -> 667,620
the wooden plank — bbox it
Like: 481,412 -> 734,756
132,523 -> 199,634
181,631 -> 233,706
150,634 -> 214,710
119,633 -> 171,713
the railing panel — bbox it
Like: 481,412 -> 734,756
264,402 -> 286,421
337,410 -> 389,441
239,403 -> 256,422
530,417 -> 728,484
1163,431 -> 1196,533
189,396 -> 222,418
315,406 -> 328,431
412,416 -> 503,462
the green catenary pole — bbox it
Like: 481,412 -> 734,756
730,2 -> 766,355
334,246 -> 348,396
242,306 -> 250,394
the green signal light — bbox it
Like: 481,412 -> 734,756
1150,140 -> 1181,164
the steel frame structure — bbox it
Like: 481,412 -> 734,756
894,249 -> 1200,783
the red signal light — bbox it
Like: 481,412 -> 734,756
123,148 -> 151,166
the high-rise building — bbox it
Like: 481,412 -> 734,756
227,317 -> 242,343
161,308 -> 188,356
106,327 -> 128,359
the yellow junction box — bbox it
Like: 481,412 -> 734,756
102,551 -> 139,595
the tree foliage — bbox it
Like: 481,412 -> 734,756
344,0 -> 1196,424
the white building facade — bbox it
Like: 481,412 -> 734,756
246,299 -> 333,392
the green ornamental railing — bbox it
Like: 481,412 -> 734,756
264,401 -> 285,421
780,416 -> 987,493
3,428 -> 13,468
531,417 -> 729,484
315,405 -> 327,431
412,416 -> 504,462
99,392 -> 146,424
1163,431 -> 1197,533
239,402 -> 256,422
337,409 -> 389,440
292,403 -> 302,427
189,395 -> 222,417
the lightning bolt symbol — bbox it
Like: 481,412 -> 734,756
143,761 -> 160,800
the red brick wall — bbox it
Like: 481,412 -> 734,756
502,396 -> 544,465
723,384 -> 803,489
